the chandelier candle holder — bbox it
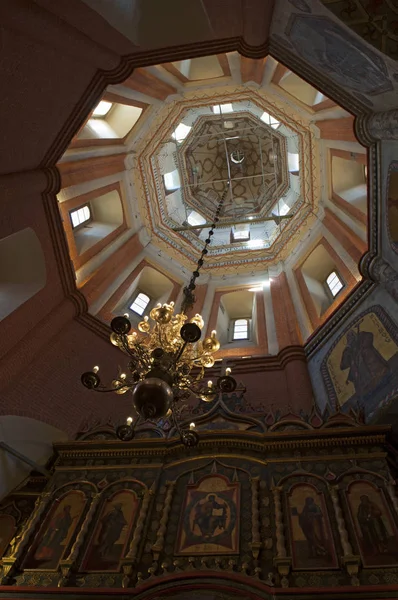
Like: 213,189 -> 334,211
81,186 -> 245,446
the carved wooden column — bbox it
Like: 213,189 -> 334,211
329,485 -> 361,585
152,480 -> 175,560
271,485 -> 291,588
58,492 -> 101,587
121,486 -> 153,588
250,477 -> 261,559
1,491 -> 52,584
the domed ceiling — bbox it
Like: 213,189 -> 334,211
130,83 -> 321,273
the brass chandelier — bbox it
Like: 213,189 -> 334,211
81,187 -> 245,446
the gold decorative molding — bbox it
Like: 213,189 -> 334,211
1,492 -> 52,584
329,485 -> 361,586
250,477 -> 261,559
54,428 -> 389,462
272,485 -> 291,587
119,486 -> 154,589
152,480 -> 176,560
57,493 -> 101,587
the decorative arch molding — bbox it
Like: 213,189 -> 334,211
133,574 -> 274,599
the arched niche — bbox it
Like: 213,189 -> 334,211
171,56 -> 224,81
331,155 -> 367,217
0,416 -> 67,500
73,189 -> 124,256
300,245 -> 342,318
278,70 -> 320,107
121,265 -> 174,324
216,290 -> 256,348
78,101 -> 143,140
0,228 -> 46,321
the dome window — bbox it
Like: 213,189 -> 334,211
233,318 -> 249,341
164,169 -> 181,192
172,123 -> 191,142
260,111 -> 280,129
326,271 -> 344,298
212,103 -> 233,114
92,101 -> 113,117
70,204 -> 91,229
130,292 -> 151,316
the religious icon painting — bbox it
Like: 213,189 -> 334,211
176,474 -> 239,556
346,481 -> 398,567
23,491 -> 86,570
322,306 -> 398,418
81,490 -> 139,572
287,483 -> 338,570
0,514 -> 17,559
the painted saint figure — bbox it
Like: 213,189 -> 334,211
34,505 -> 72,560
193,494 -> 227,538
357,494 -> 388,555
340,328 -> 390,397
98,503 -> 127,557
296,497 -> 328,558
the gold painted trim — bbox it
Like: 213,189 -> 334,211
53,452 -> 387,471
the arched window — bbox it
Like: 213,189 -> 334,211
130,292 -> 150,316
326,271 -> 343,297
233,318 -> 249,340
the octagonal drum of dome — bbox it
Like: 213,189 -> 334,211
180,112 -> 288,222
131,88 -> 320,273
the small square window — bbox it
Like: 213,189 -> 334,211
70,204 -> 91,229
212,103 -> 233,115
233,318 -> 249,340
130,292 -> 150,316
260,111 -> 280,129
232,224 -> 250,242
187,211 -> 206,227
326,271 -> 343,297
172,123 -> 191,142
164,170 -> 181,192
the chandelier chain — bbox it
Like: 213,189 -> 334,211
181,186 -> 229,314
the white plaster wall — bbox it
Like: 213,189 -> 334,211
0,417 -> 67,500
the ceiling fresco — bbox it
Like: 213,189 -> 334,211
181,113 -> 287,221
130,86 -> 321,273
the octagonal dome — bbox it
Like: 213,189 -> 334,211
131,87 -> 320,273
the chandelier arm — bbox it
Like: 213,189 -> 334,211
120,335 -> 140,359
174,341 -> 188,363
95,384 -> 135,393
